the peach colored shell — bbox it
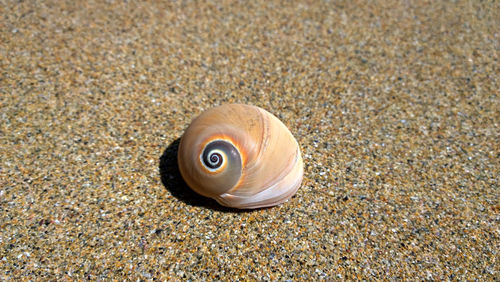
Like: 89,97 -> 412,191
177,104 -> 303,209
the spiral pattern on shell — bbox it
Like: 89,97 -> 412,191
177,104 -> 303,209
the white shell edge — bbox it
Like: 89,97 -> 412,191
214,149 -> 304,209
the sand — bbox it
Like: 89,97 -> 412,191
1,0 -> 498,279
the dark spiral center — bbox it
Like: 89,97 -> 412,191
202,141 -> 229,169
201,140 -> 241,171
205,152 -> 223,168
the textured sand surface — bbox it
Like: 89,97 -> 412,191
1,0 -> 498,279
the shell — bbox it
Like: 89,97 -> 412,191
177,104 -> 303,209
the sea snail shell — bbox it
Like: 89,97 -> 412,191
177,104 -> 303,209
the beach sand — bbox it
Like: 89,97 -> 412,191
1,0 -> 498,279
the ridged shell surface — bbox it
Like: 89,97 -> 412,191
177,104 -> 303,209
